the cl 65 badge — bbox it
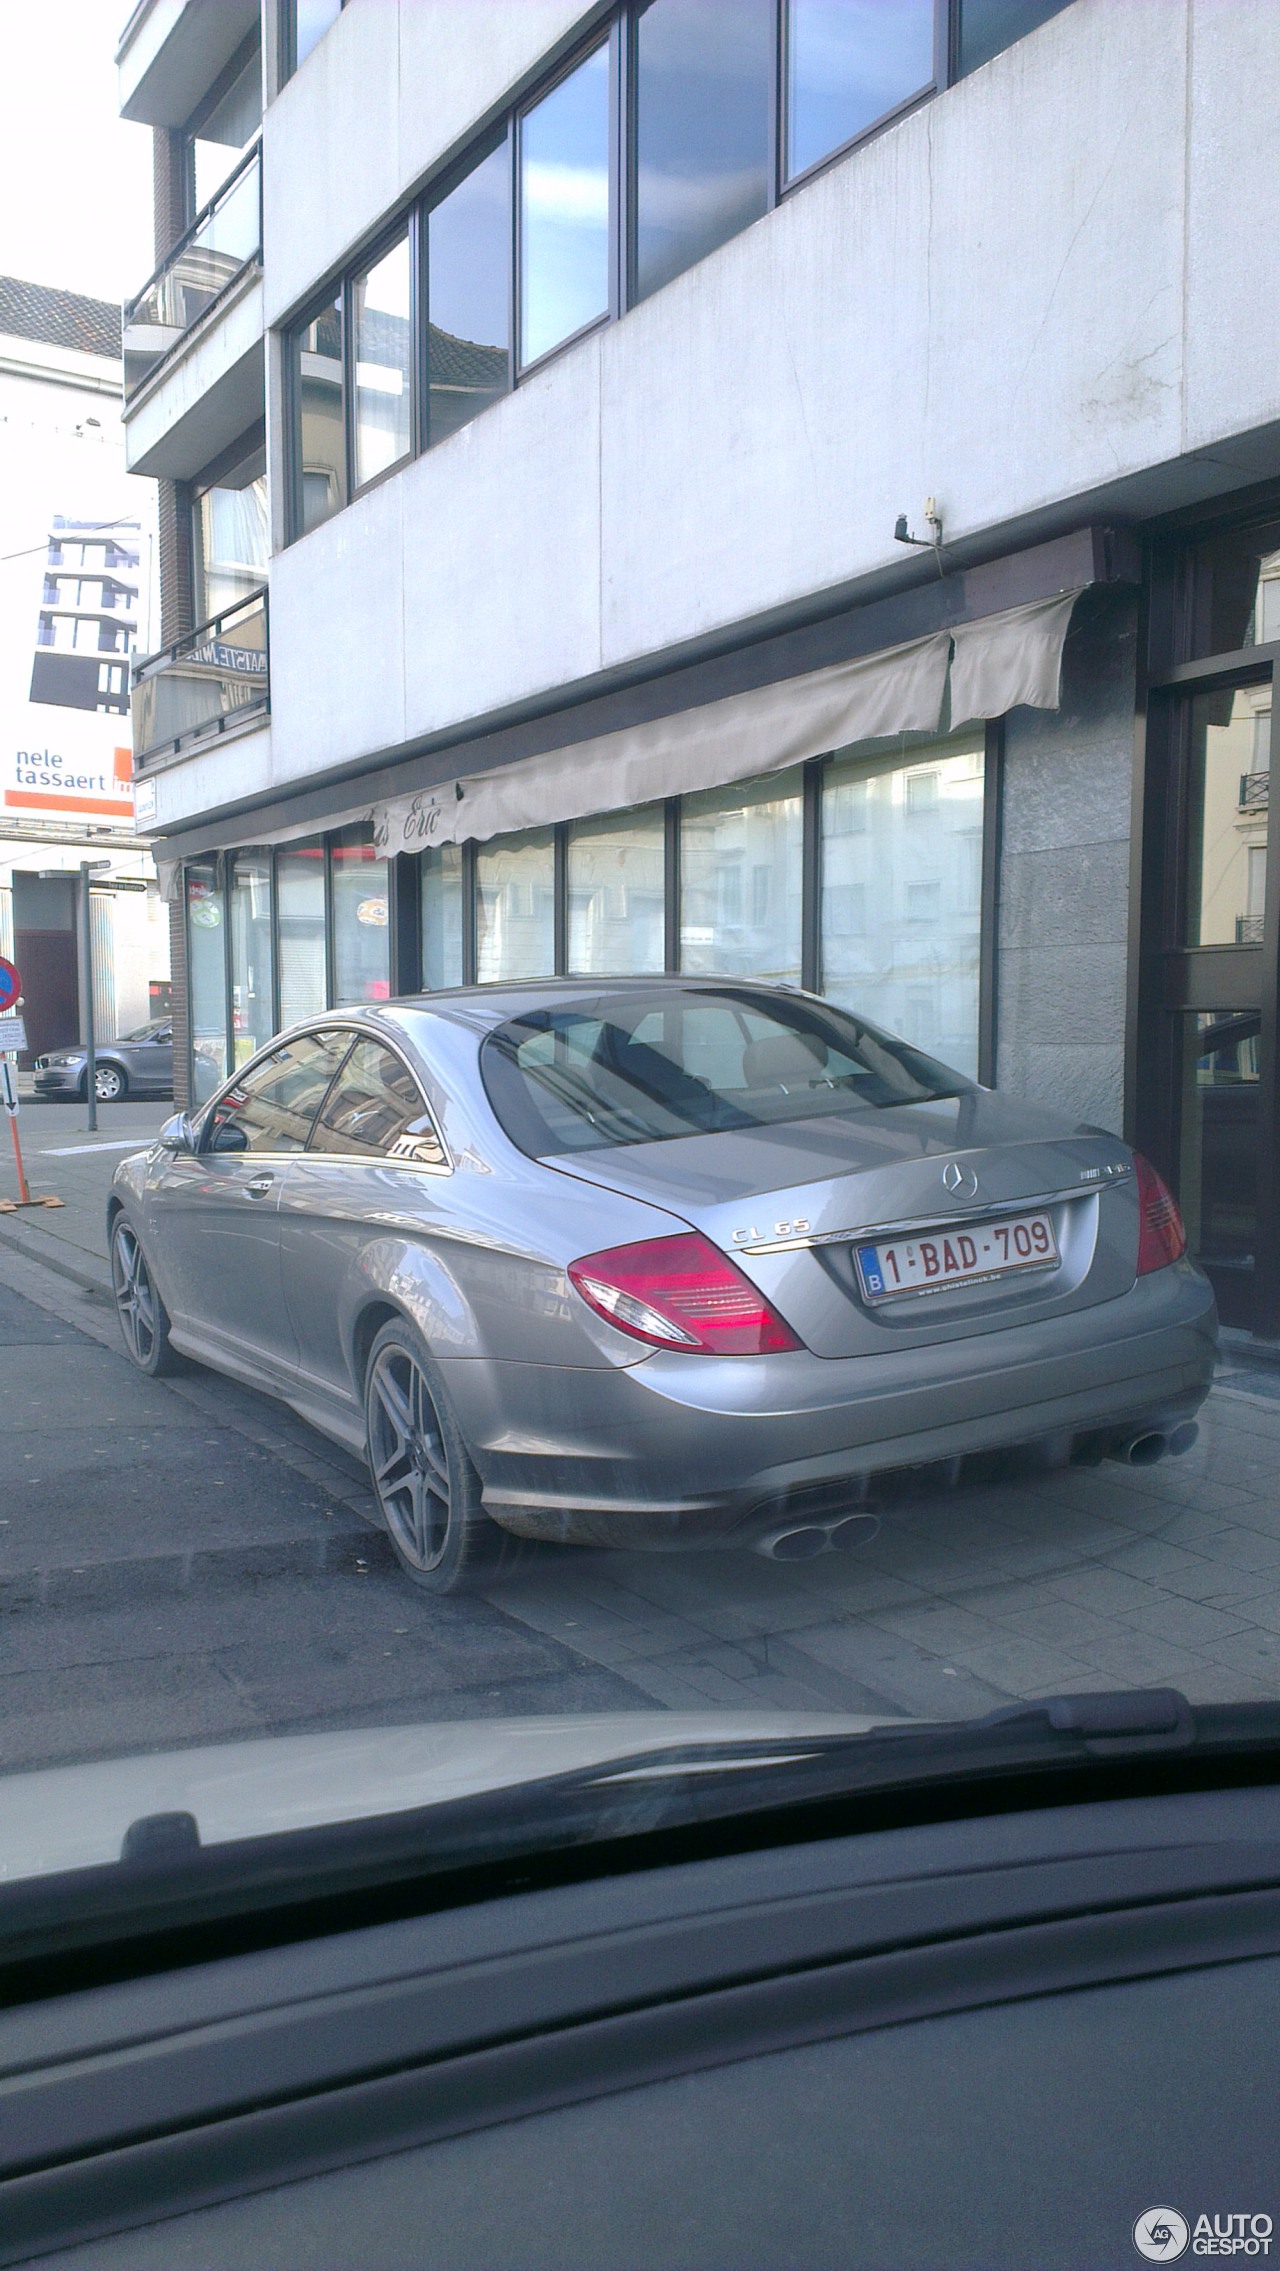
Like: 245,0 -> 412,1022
733,1218 -> 811,1245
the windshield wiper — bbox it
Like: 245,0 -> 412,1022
2,1692 -> 1278,1998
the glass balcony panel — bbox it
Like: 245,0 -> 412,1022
133,590 -> 268,763
123,147 -> 261,396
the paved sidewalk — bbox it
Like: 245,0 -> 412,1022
0,1097 -> 164,1291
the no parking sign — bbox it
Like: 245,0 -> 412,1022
0,957 -> 19,1015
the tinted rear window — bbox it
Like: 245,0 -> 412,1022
480,987 -> 970,1156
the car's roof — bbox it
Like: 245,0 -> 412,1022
388,975 -> 809,1031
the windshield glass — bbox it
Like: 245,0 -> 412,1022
481,987 -> 969,1155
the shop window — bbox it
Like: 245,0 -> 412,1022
421,843 -> 465,989
352,232 -> 413,489
186,862 -> 228,1098
476,828 -> 555,981
822,736 -> 984,1076
519,43 -> 611,369
1176,519 -> 1280,662
331,827 -> 389,1005
956,0 -> 1074,78
292,292 -> 345,535
1181,687 -> 1271,949
426,140 -> 511,447
785,0 -> 935,183
680,772 -> 803,984
567,805 -> 665,974
277,840 -> 326,1028
633,0 -> 771,302
229,852 -> 274,1066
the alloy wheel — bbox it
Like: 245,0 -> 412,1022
111,1223 -> 158,1368
368,1344 -> 452,1571
95,1065 -> 124,1102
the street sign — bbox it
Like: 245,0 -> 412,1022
0,1014 -> 26,1054
0,1061 -> 16,1116
0,957 -> 19,1014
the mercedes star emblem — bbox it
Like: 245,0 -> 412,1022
941,1160 -> 980,1201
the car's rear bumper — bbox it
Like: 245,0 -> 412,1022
440,1260 -> 1218,1548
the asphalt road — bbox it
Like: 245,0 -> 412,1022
1,1097 -> 1279,1774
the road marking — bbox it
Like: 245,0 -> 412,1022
37,1137 -> 156,1156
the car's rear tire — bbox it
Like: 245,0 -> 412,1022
364,1317 -> 528,1594
89,1063 -> 127,1102
110,1215 -> 180,1376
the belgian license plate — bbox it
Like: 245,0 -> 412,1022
854,1211 -> 1058,1303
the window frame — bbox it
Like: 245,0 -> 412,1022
347,218 -> 420,502
279,0 -> 346,89
420,123 -> 515,453
514,23 -> 620,381
285,285 -> 348,542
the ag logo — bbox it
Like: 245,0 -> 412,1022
1134,2208 -> 1190,2261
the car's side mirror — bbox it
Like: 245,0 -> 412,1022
208,1120 -> 249,1154
157,1112 -> 196,1154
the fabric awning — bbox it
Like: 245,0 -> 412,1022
370,588 -> 1083,855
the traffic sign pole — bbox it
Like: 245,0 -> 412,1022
1,1063 -> 30,1205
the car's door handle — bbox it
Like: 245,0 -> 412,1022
245,1174 -> 275,1198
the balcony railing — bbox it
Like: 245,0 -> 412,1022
123,143 -> 261,398
133,587 -> 268,763
1239,771 -> 1270,812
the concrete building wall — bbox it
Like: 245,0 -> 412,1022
254,0 -> 1280,805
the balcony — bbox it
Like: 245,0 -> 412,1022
123,145 -> 260,401
133,588 -> 268,765
1239,771 -> 1270,812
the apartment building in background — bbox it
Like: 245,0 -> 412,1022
0,276 -> 169,1065
118,0 -> 1280,1337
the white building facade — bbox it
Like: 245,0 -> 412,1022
0,278 -> 169,1061
119,0 -> 1280,1336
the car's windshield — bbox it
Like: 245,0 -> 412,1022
481,988 -> 969,1155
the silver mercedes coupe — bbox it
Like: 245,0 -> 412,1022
108,981 -> 1217,1593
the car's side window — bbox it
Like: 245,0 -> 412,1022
308,1039 -> 447,1166
204,1030 -> 353,1155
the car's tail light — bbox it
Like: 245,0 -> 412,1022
568,1233 -> 802,1355
1134,1153 -> 1187,1274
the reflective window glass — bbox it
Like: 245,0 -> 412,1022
331,827 -> 390,1005
476,828 -> 555,982
1180,523 -> 1280,661
634,0 -> 771,302
186,862 -> 227,1099
194,444 -> 267,622
520,44 -> 610,369
353,233 -> 412,488
190,50 -> 261,215
427,141 -> 511,446
1179,1009 -> 1260,1283
290,0 -> 343,75
277,842 -> 327,1028
294,294 -> 345,536
1183,687 -> 1271,948
786,0 -> 934,183
822,737 -> 984,1076
229,852 -> 273,1067
420,843 -> 464,990
680,772 -> 803,984
206,1029 -> 350,1154
310,1039 -> 445,1163
956,0 -> 1074,78
567,805 -> 665,974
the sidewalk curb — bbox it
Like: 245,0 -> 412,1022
0,1218 -> 111,1301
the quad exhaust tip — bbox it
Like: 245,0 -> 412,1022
754,1511 -> 880,1561
1108,1420 -> 1199,1469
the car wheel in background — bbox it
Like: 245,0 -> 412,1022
109,1216 -> 179,1377
91,1064 -> 127,1102
364,1317 -> 528,1594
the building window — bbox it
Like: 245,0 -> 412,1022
229,852 -> 274,1066
277,840 -> 326,1028
955,0 -> 1074,78
282,0 -> 345,82
785,0 -> 935,185
680,772 -> 803,984
292,291 -> 346,535
822,735 -> 984,1077
193,433 -> 268,622
518,41 -> 612,370
476,828 -> 555,981
567,805 -> 665,974
187,40 -> 261,220
420,843 -> 464,989
352,231 -> 413,489
331,826 -> 389,1005
186,862 -> 228,1098
633,0 -> 772,303
425,139 -> 511,447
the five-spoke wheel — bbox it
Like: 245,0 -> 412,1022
110,1216 -> 177,1375
364,1318 -> 525,1593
